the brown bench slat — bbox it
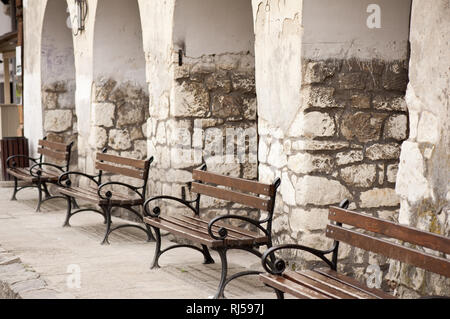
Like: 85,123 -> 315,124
58,186 -> 143,206
326,224 -> 450,278
313,268 -> 396,299
191,182 -> 272,211
192,169 -> 274,196
58,187 -> 101,203
95,162 -> 144,180
7,167 -> 61,181
38,139 -> 70,152
302,269 -> 383,299
329,207 -> 450,255
38,147 -> 68,161
284,271 -> 360,299
181,215 -> 265,240
153,215 -> 264,247
173,216 -> 267,246
171,215 -> 251,240
259,273 -> 331,299
144,216 -> 223,247
164,216 -> 245,241
97,153 -> 147,169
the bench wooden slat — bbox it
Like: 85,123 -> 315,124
57,186 -> 143,205
302,269 -> 383,299
313,268 -> 396,299
192,169 -> 274,196
259,273 -> 331,299
97,153 -> 147,169
326,224 -> 450,278
182,215 -> 265,240
38,139 -> 70,152
164,216 -> 245,241
144,216 -> 222,247
7,167 -> 62,181
95,162 -> 144,180
284,271 -> 358,299
329,207 -> 450,255
38,147 -> 68,161
58,187 -> 100,203
191,182 -> 272,211
172,215 -> 252,240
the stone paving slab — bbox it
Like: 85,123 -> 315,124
0,187 -> 276,299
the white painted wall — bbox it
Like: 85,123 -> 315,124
23,0 -> 47,153
93,0 -> 146,86
0,6 -> 12,84
0,5 -> 12,35
252,0 -> 303,129
303,0 -> 411,60
41,0 -> 75,85
173,0 -> 254,57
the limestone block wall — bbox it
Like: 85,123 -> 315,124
253,0 -> 413,294
89,79 -> 149,221
41,81 -> 77,164
259,58 -> 409,255
146,51 -> 259,224
91,79 -> 149,159
388,0 -> 450,298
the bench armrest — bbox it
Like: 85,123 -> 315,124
57,171 -> 100,188
97,181 -> 144,201
261,199 -> 350,276
261,244 -> 336,276
207,215 -> 270,240
143,195 -> 198,218
6,155 -> 39,169
29,162 -> 65,178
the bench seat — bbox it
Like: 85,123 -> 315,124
260,268 -> 395,299
7,167 -> 62,183
143,214 -> 268,248
58,186 -> 144,206
260,202 -> 450,299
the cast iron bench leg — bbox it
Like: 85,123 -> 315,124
214,248 -> 228,299
11,177 -> 18,201
100,205 -> 112,245
36,180 -> 43,212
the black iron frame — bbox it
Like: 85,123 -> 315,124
143,165 -> 281,299
57,150 -> 154,245
6,137 -> 74,212
260,199 -> 350,299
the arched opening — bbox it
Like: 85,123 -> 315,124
148,0 -> 257,220
91,0 -> 148,161
170,0 -> 257,176
41,0 -> 77,162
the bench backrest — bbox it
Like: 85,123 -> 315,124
95,152 -> 152,182
191,169 -> 280,213
37,139 -> 73,170
326,206 -> 450,277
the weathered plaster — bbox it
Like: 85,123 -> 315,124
302,0 -> 412,61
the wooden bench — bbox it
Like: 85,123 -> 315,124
56,150 -> 154,245
6,137 -> 74,212
260,200 -> 450,299
143,166 -> 281,299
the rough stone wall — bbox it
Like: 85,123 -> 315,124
387,0 -> 450,298
41,81 -> 78,166
258,58 -> 409,289
89,79 -> 149,221
147,52 -> 259,224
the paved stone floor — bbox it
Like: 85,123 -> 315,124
0,186 -> 276,299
